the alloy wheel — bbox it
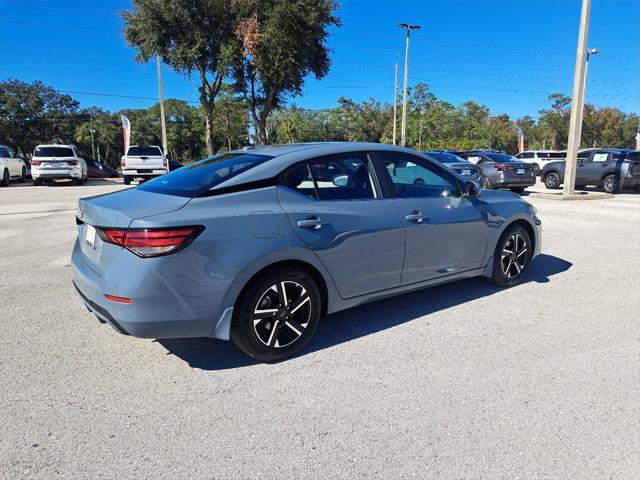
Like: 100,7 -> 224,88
252,280 -> 312,348
500,233 -> 528,279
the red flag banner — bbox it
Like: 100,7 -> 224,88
121,115 -> 131,153
517,127 -> 525,153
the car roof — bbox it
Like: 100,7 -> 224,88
35,144 -> 76,148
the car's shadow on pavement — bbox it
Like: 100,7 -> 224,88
157,253 -> 572,370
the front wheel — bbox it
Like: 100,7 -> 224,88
123,176 -> 131,185
19,167 -> 26,183
231,268 -> 323,362
489,225 -> 533,288
602,175 -> 619,194
75,176 -> 85,186
544,172 -> 561,190
0,169 -> 9,187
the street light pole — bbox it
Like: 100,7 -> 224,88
156,55 -> 168,156
398,23 -> 421,147
89,109 -> 96,159
563,0 -> 592,196
393,62 -> 399,145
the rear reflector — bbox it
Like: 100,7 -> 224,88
105,294 -> 132,304
96,225 -> 204,258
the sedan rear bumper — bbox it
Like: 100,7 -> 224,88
122,169 -> 167,177
33,169 -> 82,179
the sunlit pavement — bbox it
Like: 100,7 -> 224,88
1,180 -> 638,478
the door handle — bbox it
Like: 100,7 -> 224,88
296,216 -> 329,230
405,211 -> 428,223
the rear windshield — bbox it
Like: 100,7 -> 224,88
127,146 -> 163,156
427,152 -> 470,164
483,152 -> 517,162
138,152 -> 273,197
34,147 -> 74,158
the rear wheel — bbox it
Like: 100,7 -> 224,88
510,187 -> 526,194
480,174 -> 491,189
19,167 -> 26,183
123,176 -> 132,185
544,172 -> 560,189
75,176 -> 85,186
231,268 -> 323,362
489,224 -> 532,288
33,178 -> 42,186
602,175 -> 619,194
0,169 -> 9,186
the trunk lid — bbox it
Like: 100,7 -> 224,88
76,188 -> 191,275
122,155 -> 165,169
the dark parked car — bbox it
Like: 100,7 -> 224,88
169,159 -> 184,171
457,151 -> 536,193
425,150 -> 483,185
86,158 -> 119,178
541,149 -> 640,193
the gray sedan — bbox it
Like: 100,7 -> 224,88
71,143 -> 541,361
458,151 -> 536,194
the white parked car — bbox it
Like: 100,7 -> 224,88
31,145 -> 88,186
514,150 -> 566,174
0,145 -> 27,186
120,145 -> 168,185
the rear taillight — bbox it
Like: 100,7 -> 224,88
163,158 -> 168,167
120,159 -> 126,167
31,160 -> 42,166
96,226 -> 204,258
67,160 -> 78,166
495,164 -> 514,172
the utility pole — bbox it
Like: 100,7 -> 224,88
393,63 -> 399,145
89,109 -> 96,159
563,0 -> 591,196
156,55 -> 168,156
398,23 -> 421,147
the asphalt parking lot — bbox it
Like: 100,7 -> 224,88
1,179 -> 639,479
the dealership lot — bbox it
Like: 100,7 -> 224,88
1,180 -> 638,479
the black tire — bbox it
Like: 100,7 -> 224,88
489,224 -> 533,288
633,186 -> 640,193
480,174 -> 491,189
0,169 -> 9,187
602,175 -> 619,194
510,187 -> 526,194
33,178 -> 42,186
75,176 -> 85,186
123,176 -> 131,185
231,268 -> 323,362
544,172 -> 561,189
19,167 -> 26,183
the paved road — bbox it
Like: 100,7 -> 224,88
1,179 -> 639,479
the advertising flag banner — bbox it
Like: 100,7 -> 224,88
121,115 -> 131,153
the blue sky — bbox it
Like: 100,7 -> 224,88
1,0 -> 638,119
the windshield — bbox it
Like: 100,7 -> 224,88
127,146 -> 163,156
427,152 -> 469,164
138,152 -> 273,197
34,147 -> 74,158
537,152 -> 565,159
483,152 -> 518,162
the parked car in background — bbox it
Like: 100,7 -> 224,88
0,145 -> 27,186
85,157 -> 119,178
31,145 -> 88,186
71,142 -> 541,362
514,150 -> 566,174
457,150 -> 536,194
121,145 -> 168,185
424,150 -> 483,186
541,148 -> 640,193
169,159 -> 184,171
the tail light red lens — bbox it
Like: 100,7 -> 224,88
67,160 -> 78,166
495,164 -> 514,172
96,226 -> 204,257
31,160 -> 42,166
120,159 -> 126,167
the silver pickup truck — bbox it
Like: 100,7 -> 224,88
121,145 -> 168,185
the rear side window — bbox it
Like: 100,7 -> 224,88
0,147 -> 9,157
138,153 -> 273,197
625,152 -> 640,162
427,152 -> 469,164
34,147 -> 74,157
127,146 -> 163,156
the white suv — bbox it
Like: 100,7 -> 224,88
0,145 -> 27,186
121,145 -> 168,185
31,145 -> 88,186
514,150 -> 566,174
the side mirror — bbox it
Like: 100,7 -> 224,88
332,174 -> 349,187
464,181 -> 481,198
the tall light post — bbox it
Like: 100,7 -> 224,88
563,0 -> 592,196
156,55 -> 168,156
398,23 -> 421,147
393,62 -> 399,145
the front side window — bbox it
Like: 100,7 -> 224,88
380,152 -> 460,198
592,152 -> 610,162
310,154 -> 375,200
138,152 -> 273,197
427,152 -> 469,164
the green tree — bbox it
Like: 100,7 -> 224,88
232,0 -> 340,144
74,108 -> 120,166
122,0 -> 237,154
537,93 -> 571,149
0,79 -> 80,156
